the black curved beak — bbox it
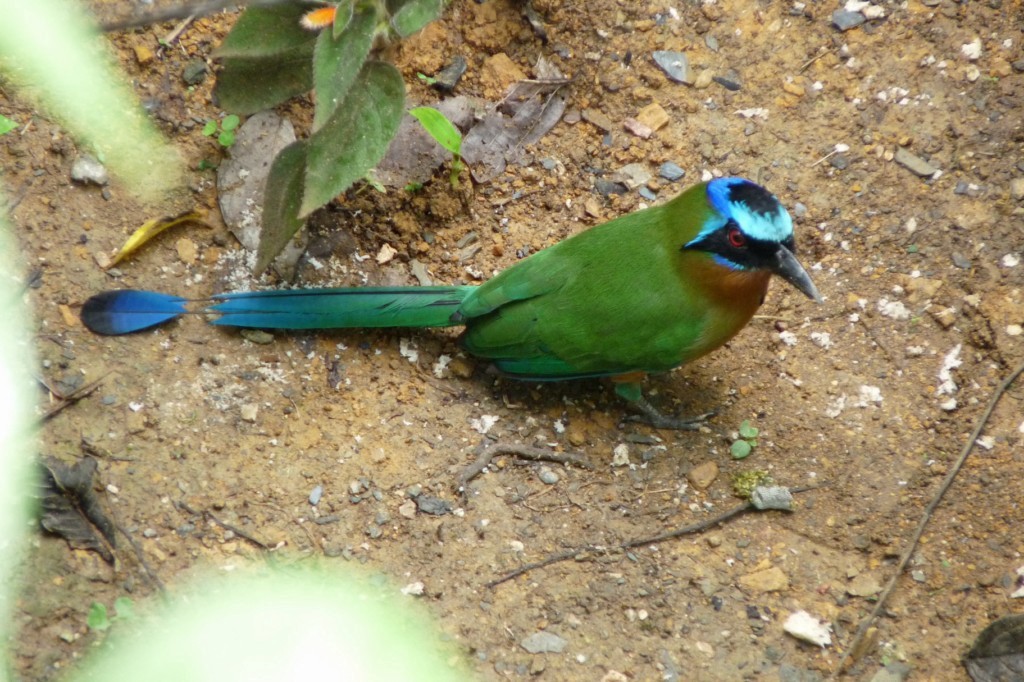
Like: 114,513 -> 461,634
773,245 -> 822,302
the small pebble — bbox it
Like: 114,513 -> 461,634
309,484 -> 323,506
1009,177 -> 1024,200
239,404 -> 258,422
182,59 -> 208,85
712,76 -> 741,91
638,186 -> 657,201
520,631 -> 568,654
894,147 -> 939,178
831,10 -> 865,32
792,202 -> 807,218
415,494 -> 452,516
594,178 -> 627,196
537,467 -> 559,485
829,155 -> 849,170
70,155 -> 109,185
432,55 -> 467,91
652,50 -> 693,84
659,162 -> 685,182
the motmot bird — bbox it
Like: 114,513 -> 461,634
80,177 -> 821,428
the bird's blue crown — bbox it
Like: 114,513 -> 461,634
697,177 -> 793,244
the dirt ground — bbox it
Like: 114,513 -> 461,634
6,0 -> 1024,679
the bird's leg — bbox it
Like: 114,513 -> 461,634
613,378 -> 714,431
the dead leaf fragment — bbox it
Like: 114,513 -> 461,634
37,456 -> 117,564
105,211 -> 209,269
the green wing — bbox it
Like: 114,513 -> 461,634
456,189 -> 718,380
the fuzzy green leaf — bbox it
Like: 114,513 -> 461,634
409,106 -> 462,156
333,0 -> 356,39
738,420 -> 759,439
390,0 -> 443,37
256,140 -> 308,274
202,120 -> 217,136
213,49 -> 315,115
312,5 -> 378,131
730,440 -> 753,460
217,130 -> 236,147
214,4 -> 316,59
87,602 -> 111,631
300,61 -> 404,218
221,114 -> 240,131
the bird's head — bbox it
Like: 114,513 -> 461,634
683,177 -> 822,302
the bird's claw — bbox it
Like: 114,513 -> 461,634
625,397 -> 715,431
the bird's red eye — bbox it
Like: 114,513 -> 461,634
728,227 -> 746,248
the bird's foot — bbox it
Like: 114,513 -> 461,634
625,396 -> 715,431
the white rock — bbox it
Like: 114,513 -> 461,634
784,610 -> 833,647
961,38 -> 982,61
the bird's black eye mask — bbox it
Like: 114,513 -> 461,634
683,220 -> 797,272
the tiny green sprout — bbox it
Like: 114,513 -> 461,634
730,419 -> 759,459
404,182 -> 424,192
416,72 -> 437,86
197,159 -> 217,171
906,244 -> 919,254
732,470 -> 772,499
87,602 -> 111,631
88,596 -> 135,632
203,114 -> 240,147
409,106 -> 465,188
0,114 -> 18,136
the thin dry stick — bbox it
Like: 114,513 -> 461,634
116,523 -> 166,592
830,359 -> 1024,678
458,442 -> 592,495
486,485 -> 820,588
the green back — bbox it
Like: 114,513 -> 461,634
456,183 -> 758,380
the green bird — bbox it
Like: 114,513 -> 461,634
81,177 -> 821,428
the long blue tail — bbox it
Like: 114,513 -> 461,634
80,287 -> 474,335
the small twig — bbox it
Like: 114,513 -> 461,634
116,523 -> 166,592
39,374 -> 107,421
162,14 -> 196,46
176,500 -> 270,550
830,360 -> 1024,678
800,47 -> 837,73
458,441 -> 592,495
487,485 -> 821,588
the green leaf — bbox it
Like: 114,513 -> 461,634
87,602 -> 110,631
202,120 -> 217,136
333,0 -> 356,39
213,49 -> 315,115
218,130 -> 236,147
738,420 -> 759,439
390,0 -> 443,37
214,4 -> 316,59
221,114 -> 240,131
312,5 -> 378,131
409,106 -> 461,156
113,596 -> 134,619
257,140 -> 308,274
730,440 -> 752,460
0,114 -> 17,135
300,61 -> 404,218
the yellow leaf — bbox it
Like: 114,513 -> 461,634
106,211 -> 210,269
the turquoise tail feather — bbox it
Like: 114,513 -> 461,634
80,287 -> 475,335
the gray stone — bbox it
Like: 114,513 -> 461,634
832,10 -> 865,31
659,162 -> 685,182
894,147 -> 939,177
652,51 -> 693,84
520,631 -> 567,654
71,155 -> 109,185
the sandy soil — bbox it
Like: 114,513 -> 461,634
6,0 -> 1024,679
